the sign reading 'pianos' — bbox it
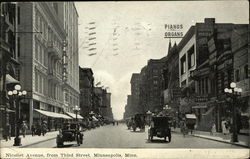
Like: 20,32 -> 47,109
164,24 -> 184,38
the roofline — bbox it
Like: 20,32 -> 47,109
73,2 -> 79,17
177,26 -> 195,53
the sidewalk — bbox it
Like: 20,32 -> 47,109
171,128 -> 249,148
0,131 -> 59,148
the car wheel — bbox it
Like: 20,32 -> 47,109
150,135 -> 153,141
57,142 -> 63,148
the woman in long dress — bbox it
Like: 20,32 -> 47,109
221,119 -> 229,135
210,122 -> 216,135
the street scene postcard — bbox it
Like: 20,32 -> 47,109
0,1 -> 249,159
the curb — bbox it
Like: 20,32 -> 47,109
193,134 -> 249,148
21,136 -> 57,148
172,130 -> 249,148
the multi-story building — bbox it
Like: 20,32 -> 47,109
139,66 -> 148,112
123,95 -> 132,119
231,24 -> 249,133
130,73 -> 141,115
0,2 -> 20,138
79,67 -> 94,117
18,2 -> 79,129
145,59 -> 165,113
62,2 -> 79,114
186,18 -> 248,132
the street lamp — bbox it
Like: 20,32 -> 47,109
146,110 -> 152,126
224,82 -> 242,142
73,105 -> 80,122
7,84 -> 27,146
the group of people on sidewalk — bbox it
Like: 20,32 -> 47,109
31,121 -> 48,136
178,117 -> 233,138
3,121 -> 48,141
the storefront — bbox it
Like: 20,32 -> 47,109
34,109 -> 72,131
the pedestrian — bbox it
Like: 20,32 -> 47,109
221,118 -> 229,135
21,121 -> 28,138
41,122 -> 47,136
210,122 -> 216,135
173,120 -> 176,129
31,124 -> 36,136
180,120 -> 188,137
5,124 -> 11,141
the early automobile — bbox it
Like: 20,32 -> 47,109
131,114 -> 146,132
148,116 -> 171,142
56,122 -> 84,147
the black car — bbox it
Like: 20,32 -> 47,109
56,122 -> 84,147
148,116 -> 171,142
131,114 -> 146,132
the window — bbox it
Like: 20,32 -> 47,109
180,55 -> 186,75
244,65 -> 248,79
235,70 -> 240,82
18,7 -> 20,24
153,80 -> 158,85
17,37 -> 20,57
188,45 -> 195,69
37,43 -> 40,61
35,72 -> 38,92
227,69 -> 232,87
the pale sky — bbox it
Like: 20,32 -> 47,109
75,1 -> 249,120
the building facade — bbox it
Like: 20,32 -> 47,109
145,59 -> 165,113
18,2 -> 79,129
0,2 -> 20,138
130,73 -> 141,115
79,67 -> 94,117
162,41 -> 180,121
62,2 -> 79,114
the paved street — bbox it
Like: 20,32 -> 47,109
24,124 -> 245,148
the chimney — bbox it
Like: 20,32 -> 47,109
204,18 -> 215,24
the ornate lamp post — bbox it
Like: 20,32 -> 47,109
146,110 -> 152,126
224,82 -> 242,143
7,84 -> 27,146
73,105 -> 80,122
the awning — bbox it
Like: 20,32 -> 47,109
6,108 -> 15,113
185,114 -> 197,119
34,109 -> 72,119
6,74 -> 19,84
92,116 -> 98,121
66,112 -> 84,119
